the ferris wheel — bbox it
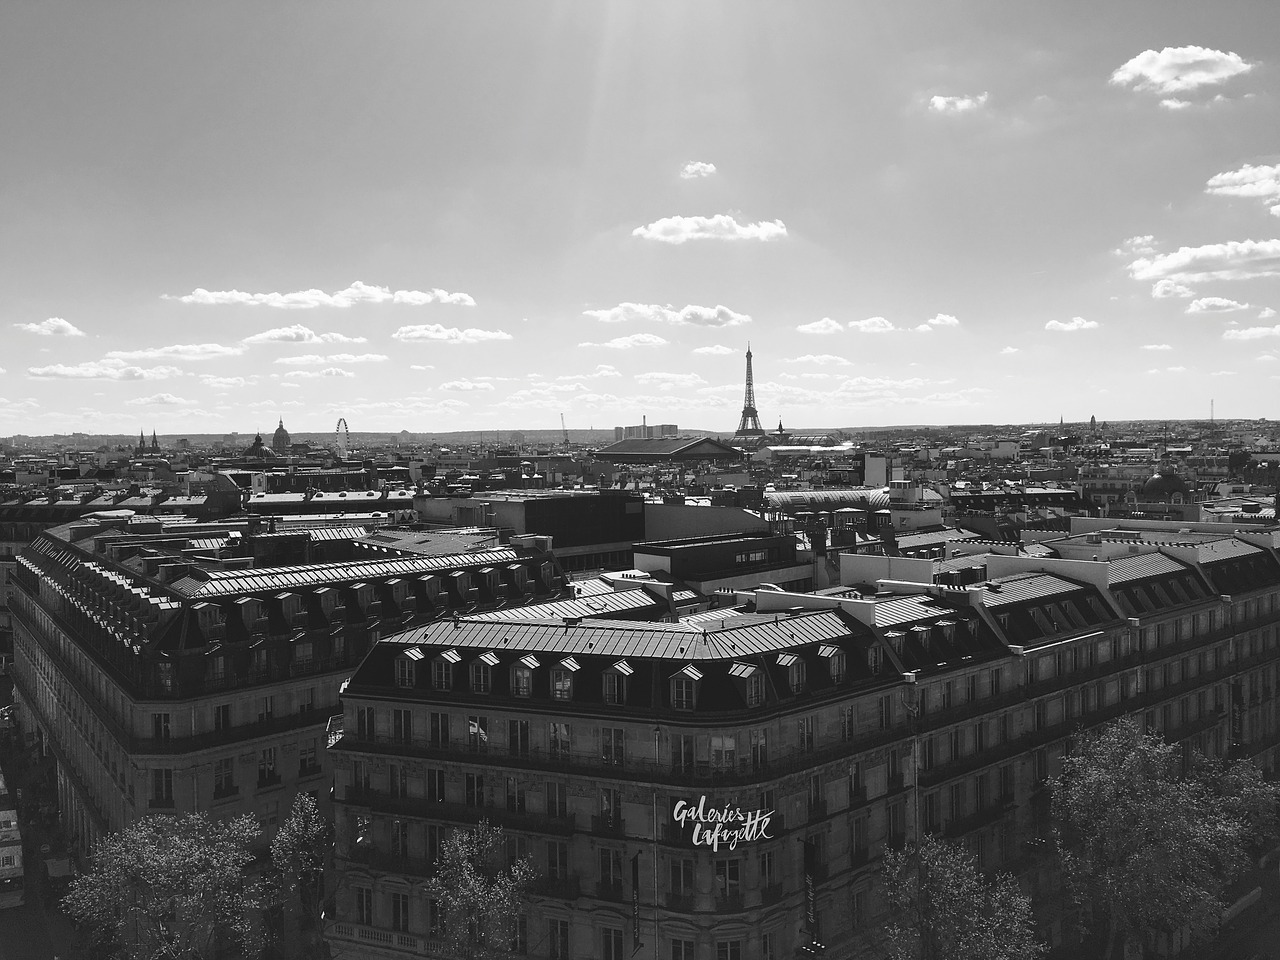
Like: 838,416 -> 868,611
335,417 -> 349,459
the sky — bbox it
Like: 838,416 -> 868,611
3,2 -> 1280,437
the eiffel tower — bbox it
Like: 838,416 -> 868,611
733,343 -> 766,441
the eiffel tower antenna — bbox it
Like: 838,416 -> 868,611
734,342 -> 766,438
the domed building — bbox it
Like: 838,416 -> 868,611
1142,465 -> 1188,503
272,419 -> 291,455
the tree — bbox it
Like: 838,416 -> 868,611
1051,718 -> 1280,959
425,820 -> 535,960
270,793 -> 333,958
63,812 -> 264,960
882,834 -> 1045,960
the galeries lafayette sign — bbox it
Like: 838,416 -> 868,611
671,796 -> 775,851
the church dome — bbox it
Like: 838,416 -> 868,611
272,419 -> 291,454
1142,467 -> 1187,501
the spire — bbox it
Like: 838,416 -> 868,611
734,344 -> 765,438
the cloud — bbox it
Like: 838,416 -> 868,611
924,313 -> 960,328
440,380 -> 495,391
1260,307 -> 1277,319
797,317 -> 844,335
1117,235 -> 1157,256
692,344 -> 736,355
27,359 -> 183,381
631,214 -> 787,244
679,161 -> 716,179
200,375 -> 251,389
1147,366 -> 1187,374
166,280 -> 475,308
1260,354 -> 1278,362
14,317 -> 86,337
274,353 -> 388,365
784,354 -> 852,366
1209,370 -> 1235,376
1151,278 -> 1195,299
1187,296 -> 1250,314
409,364 -> 435,371
999,346 -> 1020,355
124,393 -> 191,406
582,302 -> 750,327
556,364 -> 622,380
1110,46 -> 1252,95
928,92 -> 989,113
634,372 -> 707,389
1206,163 -> 1280,217
106,343 -> 244,361
283,367 -> 356,378
1141,344 -> 1174,351
1129,240 -> 1280,283
1045,317 -> 1099,332
578,333 -> 668,349
1223,325 -> 1280,340
391,324 -> 512,344
848,316 -> 896,333
242,324 -> 367,344
1160,98 -> 1192,111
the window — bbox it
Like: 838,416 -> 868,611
548,919 -> 571,960
840,705 -> 854,741
208,655 -> 226,684
671,857 -> 695,894
465,773 -> 485,807
716,939 -> 743,960
672,939 -> 695,960
511,913 -> 528,955
389,762 -> 408,798
263,799 -> 280,828
671,733 -> 694,773
546,839 -> 568,879
395,657 -> 415,688
299,738 -> 319,775
849,761 -> 864,799
427,768 -> 445,803
391,891 -> 409,932
797,716 -> 814,751
966,674 -> 977,703
603,671 -> 626,705
157,662 -> 175,694
152,768 -> 173,806
214,703 -> 231,733
551,668 -> 573,701
430,711 -> 450,747
508,719 -> 530,757
829,650 -> 847,683
672,677 -> 696,710
599,786 -> 622,827
990,667 -> 1002,696
714,858 -> 741,900
213,757 -> 235,796
299,686 -> 315,715
258,747 -> 279,786
941,681 -> 954,710
878,694 -> 893,730
750,729 -> 768,770
258,695 -> 274,723
391,819 -> 410,857
922,791 -> 939,832
758,848 -> 776,887
471,661 -> 491,693
506,777 -> 526,813
602,727 -> 625,766
711,735 -> 736,769
788,660 -> 807,693
467,715 -> 489,753
851,886 -> 867,929
602,928 -> 625,960
294,641 -> 313,669
355,886 -> 373,926
356,706 -> 374,740
949,727 -> 963,761
747,672 -> 764,707
151,713 -> 171,742
512,665 -> 533,697
428,824 -> 445,864
392,708 -> 413,744
1034,701 -> 1048,732
432,659 -> 452,690
549,722 -> 571,759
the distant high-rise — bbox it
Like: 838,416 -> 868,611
732,343 -> 766,441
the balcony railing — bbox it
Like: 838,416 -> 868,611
328,922 -> 451,957
341,844 -> 437,879
665,891 -> 697,912
596,880 -> 626,902
340,789 -> 577,836
591,815 -> 626,837
715,891 -> 745,912
531,875 -> 581,900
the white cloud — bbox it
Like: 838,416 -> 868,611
1206,163 -> 1280,217
166,280 -> 475,309
440,380 -> 496,391
634,372 -> 707,389
1209,370 -> 1235,376
1045,317 -> 1099,332
578,333 -> 668,349
1147,366 -> 1187,374
274,353 -> 388,365
1260,354 -> 1278,362
928,92 -> 989,113
409,364 -> 435,371
679,161 -> 716,179
1260,307 -> 1277,319
557,365 -> 622,380
1223,325 -> 1280,340
582,302 -> 750,327
284,367 -> 356,378
631,214 -> 787,244
1110,46 -> 1252,95
14,317 -> 86,337
1160,98 -> 1193,110
999,346 -> 1020,355
797,317 -> 844,335
1117,235 -> 1157,256
1130,240 -> 1280,282
200,375 -> 251,389
124,393 -> 191,406
27,359 -> 183,381
1151,279 -> 1195,298
106,343 -> 244,361
848,316 -> 896,333
1187,296 -> 1250,313
242,324 -> 367,344
391,324 -> 513,344
924,313 -> 960,327
692,344 -> 736,355
1141,343 -> 1173,351
784,354 -> 851,366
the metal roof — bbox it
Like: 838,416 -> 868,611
977,573 -> 1092,608
1107,552 -> 1192,585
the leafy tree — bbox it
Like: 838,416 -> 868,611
63,812 -> 264,960
425,820 -> 535,960
1052,717 -> 1279,959
882,833 -> 1044,960
269,793 -> 333,958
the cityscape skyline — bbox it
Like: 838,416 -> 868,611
4,3 -> 1280,435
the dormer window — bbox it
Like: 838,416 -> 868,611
671,664 -> 703,710
729,661 -> 763,707
777,653 -> 805,694
604,661 -> 632,706
433,649 -> 461,691
868,645 -> 883,675
396,647 -> 424,688
552,657 -> 578,701
819,644 -> 846,683
472,652 -> 498,694
512,654 -> 538,697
